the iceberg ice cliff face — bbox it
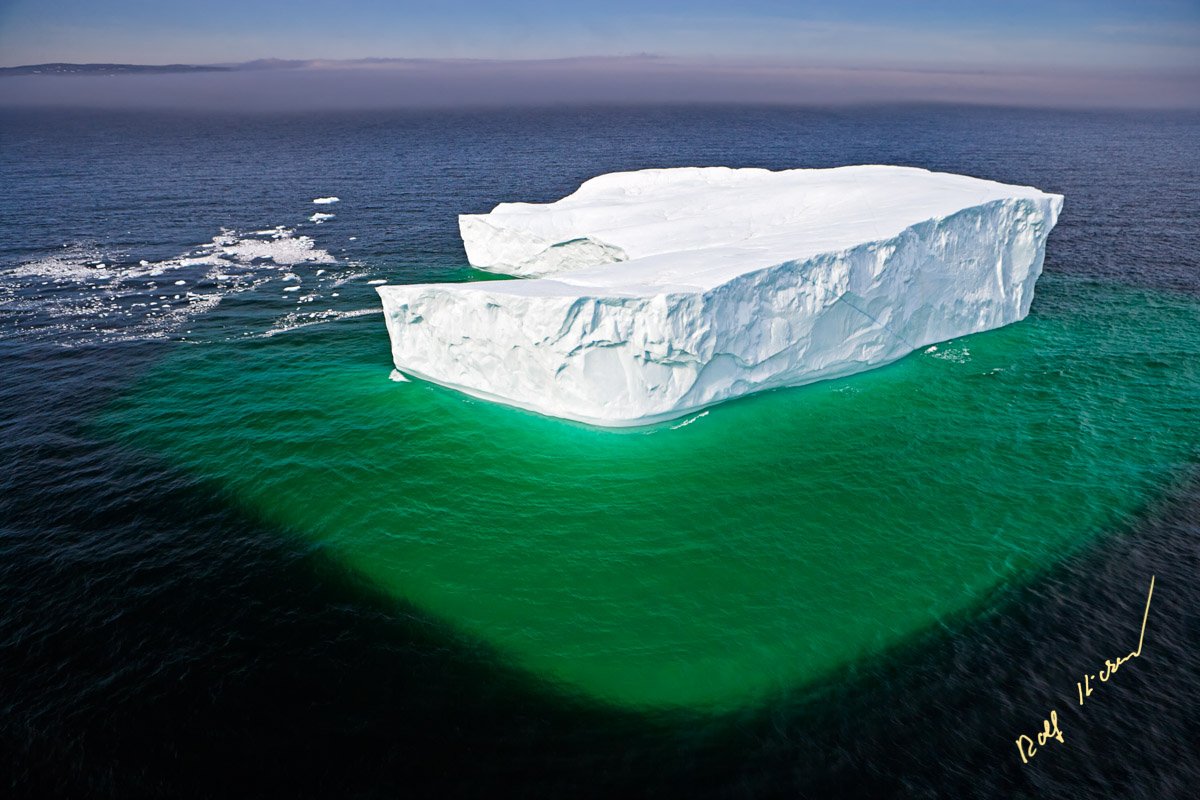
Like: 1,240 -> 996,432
378,166 -> 1063,426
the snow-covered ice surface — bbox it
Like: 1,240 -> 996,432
377,166 -> 1063,426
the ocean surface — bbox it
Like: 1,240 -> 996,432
1,105 -> 1198,798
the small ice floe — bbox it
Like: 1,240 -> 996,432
219,232 -> 336,265
283,286 -> 300,292
925,345 -> 938,353
389,369 -> 410,383
310,212 -> 335,224
348,236 -> 357,241
312,197 -> 340,205
174,279 -> 187,285
367,279 -> 387,285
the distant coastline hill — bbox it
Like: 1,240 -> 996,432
0,63 -> 232,76
0,59 -> 385,76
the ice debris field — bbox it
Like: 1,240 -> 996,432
4,202 -> 384,346
377,166 -> 1063,426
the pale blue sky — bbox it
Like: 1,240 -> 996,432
1,0 -> 1198,69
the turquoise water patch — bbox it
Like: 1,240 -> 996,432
98,275 -> 1200,711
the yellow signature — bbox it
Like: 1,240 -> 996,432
1014,575 -> 1155,765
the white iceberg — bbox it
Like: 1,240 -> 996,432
377,166 -> 1062,427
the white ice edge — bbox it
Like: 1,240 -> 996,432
377,166 -> 1063,427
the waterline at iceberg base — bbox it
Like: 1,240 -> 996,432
378,166 -> 1063,425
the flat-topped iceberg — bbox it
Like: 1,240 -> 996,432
378,166 -> 1063,426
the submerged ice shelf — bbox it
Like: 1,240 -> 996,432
377,166 -> 1063,426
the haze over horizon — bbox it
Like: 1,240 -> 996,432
1,0 -> 1197,109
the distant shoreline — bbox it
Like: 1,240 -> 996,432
0,63 -> 232,76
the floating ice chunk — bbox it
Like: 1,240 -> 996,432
378,166 -> 1063,427
310,212 -> 335,224
368,279 -> 387,285
389,369 -> 410,383
669,410 -> 709,430
312,196 -> 340,204
252,225 -> 293,239
219,233 -> 336,265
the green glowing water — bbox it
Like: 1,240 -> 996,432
100,275 -> 1200,711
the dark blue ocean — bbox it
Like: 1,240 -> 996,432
1,105 -> 1198,798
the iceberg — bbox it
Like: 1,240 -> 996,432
377,166 -> 1062,427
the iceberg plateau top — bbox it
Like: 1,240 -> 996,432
457,165 -> 1058,291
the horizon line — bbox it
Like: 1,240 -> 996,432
2,55 -> 1196,111
4,55 -> 1200,76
